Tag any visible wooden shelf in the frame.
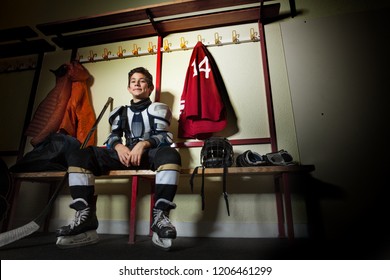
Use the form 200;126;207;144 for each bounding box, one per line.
0;39;55;59
0;26;55;59
0;0;294;57
0;26;38;43
37;0;272;36
36;0;281;50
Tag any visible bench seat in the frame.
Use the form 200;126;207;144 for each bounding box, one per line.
11;165;314;179
6;164;315;243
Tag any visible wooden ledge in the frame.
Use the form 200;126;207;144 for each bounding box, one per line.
11;165;314;181
37;0;273;36
35;0;281;49
11;169;155;180
180;165;315;175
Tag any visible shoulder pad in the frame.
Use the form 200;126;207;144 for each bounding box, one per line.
147;102;172;123
108;106;125;125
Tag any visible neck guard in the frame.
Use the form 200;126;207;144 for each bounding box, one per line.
130;98;152;112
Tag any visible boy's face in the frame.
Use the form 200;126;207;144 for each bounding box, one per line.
127;72;154;102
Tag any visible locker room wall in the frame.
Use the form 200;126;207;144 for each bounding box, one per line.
280;9;389;238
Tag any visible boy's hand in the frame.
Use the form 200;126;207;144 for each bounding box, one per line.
129;141;151;166
115;141;151;167
115;144;132;167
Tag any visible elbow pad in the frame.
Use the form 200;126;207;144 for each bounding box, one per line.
151;132;174;147
105;135;122;149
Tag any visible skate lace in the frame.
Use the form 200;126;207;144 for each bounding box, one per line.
70;207;90;230
154;210;172;229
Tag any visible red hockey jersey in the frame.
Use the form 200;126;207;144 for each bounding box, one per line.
178;41;227;139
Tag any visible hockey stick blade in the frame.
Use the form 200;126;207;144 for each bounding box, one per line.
0;97;113;248
0;221;40;247
0;174;67;248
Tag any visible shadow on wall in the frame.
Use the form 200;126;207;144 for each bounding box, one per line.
282;8;390;247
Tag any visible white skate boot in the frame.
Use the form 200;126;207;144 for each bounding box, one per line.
151;198;177;250
56;198;99;249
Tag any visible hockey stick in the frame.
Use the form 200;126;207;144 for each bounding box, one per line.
0;97;113;247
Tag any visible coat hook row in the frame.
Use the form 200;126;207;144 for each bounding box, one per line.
77;29;260;63
0;56;38;73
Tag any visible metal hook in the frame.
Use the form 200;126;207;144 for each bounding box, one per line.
163;39;171;52
250;28;259;42
117;46;126;58
76;53;83;62
102;48;111;60
148;42;156;54
132;44;141;56
232;30;240;44
197;35;204;43
180;37;188;49
214;32;222;45
88;50;97;62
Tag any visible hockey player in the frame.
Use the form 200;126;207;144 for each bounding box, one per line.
56;67;181;250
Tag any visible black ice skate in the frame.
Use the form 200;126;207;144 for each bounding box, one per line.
56;197;99;249
151;198;177;250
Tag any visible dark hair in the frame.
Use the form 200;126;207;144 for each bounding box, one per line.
128;67;154;88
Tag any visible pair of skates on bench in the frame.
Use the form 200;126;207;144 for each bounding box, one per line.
56;198;176;250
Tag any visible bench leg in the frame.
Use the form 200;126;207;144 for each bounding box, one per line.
274;175;286;238
2;179;61;233
129;176;139;244
43;182;57;232
1;179;21;232
149;181;155;237
128;176;156;244
282;172;295;239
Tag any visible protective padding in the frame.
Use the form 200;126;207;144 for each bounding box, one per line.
148;102;172;130
265;150;294;166
236;150;267;167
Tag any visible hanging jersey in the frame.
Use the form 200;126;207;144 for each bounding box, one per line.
178;41;227;139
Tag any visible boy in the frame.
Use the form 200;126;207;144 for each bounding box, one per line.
56;67;181;250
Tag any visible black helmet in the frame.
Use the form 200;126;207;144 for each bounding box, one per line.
200;137;234;168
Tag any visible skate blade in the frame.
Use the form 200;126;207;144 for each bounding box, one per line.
152;232;172;251
56;230;99;249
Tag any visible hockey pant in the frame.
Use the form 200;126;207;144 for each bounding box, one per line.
66;146;181;208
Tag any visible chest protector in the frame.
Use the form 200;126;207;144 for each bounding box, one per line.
110;102;171;148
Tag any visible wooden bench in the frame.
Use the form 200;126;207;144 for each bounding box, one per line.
5;165;315;243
